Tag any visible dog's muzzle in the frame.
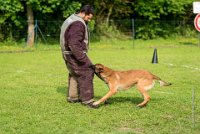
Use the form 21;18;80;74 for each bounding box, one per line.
89;64;95;69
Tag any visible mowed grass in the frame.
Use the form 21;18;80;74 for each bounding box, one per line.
0;38;200;134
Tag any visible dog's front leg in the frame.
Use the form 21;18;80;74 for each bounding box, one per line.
93;86;117;106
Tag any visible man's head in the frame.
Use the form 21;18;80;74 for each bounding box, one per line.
78;5;94;22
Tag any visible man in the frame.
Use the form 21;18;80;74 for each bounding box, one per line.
60;5;98;108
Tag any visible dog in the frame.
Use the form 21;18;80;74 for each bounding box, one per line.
92;64;171;107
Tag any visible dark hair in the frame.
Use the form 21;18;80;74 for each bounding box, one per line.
79;5;94;15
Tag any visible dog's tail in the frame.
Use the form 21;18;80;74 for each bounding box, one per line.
158;80;172;86
153;75;172;86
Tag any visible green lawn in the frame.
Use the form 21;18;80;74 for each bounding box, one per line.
0;38;200;134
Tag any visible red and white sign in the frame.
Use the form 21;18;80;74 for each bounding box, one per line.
194;14;200;32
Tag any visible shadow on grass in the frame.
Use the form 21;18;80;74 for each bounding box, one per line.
178;41;199;46
57;86;67;94
95;96;144;106
56;86;153;105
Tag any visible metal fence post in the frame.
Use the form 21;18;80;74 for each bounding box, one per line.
132;18;135;47
192;88;195;128
198;32;200;47
36;20;47;45
35;19;38;48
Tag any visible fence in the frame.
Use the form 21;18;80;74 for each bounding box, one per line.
114;19;199;39
0;19;199;45
0;20;63;44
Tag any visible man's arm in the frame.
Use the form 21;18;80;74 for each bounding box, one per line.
65;21;91;65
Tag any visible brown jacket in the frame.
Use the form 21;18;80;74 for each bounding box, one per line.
64;21;92;70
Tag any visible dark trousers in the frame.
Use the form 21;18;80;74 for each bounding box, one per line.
65;61;94;104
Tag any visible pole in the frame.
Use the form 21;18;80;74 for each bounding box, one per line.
199;32;200;47
37;24;47;44
35;19;38;48
132;18;135;48
192;88;195;128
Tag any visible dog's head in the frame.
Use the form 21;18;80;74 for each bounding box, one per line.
93;64;104;74
91;63;106;81
92;64;113;83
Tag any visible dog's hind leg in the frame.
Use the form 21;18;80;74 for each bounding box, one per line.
136;79;156;107
136;80;152;107
136;87;151;107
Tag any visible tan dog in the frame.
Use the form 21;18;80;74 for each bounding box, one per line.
93;64;171;107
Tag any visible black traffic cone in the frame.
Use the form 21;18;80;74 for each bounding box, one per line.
152;48;158;64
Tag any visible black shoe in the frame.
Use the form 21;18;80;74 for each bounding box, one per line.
84;102;99;109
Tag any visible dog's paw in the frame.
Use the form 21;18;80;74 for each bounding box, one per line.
136;103;147;108
93;101;99;106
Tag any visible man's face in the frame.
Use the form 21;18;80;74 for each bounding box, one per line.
83;14;93;22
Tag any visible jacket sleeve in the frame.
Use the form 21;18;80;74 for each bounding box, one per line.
65;21;91;65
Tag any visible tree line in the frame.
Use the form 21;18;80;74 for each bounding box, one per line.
0;0;195;46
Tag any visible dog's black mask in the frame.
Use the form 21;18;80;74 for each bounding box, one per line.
93;64;104;79
90;64;95;70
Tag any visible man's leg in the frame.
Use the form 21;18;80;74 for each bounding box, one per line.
67;74;79;102
77;69;94;104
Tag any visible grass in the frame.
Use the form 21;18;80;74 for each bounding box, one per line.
0;38;200;134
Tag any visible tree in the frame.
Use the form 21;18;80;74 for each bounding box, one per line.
27;4;34;47
92;0;133;25
82;0;134;38
0;0;81;46
134;0;193;20
0;0;23;41
25;0;81;47
0;0;195;41
133;0;194;39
